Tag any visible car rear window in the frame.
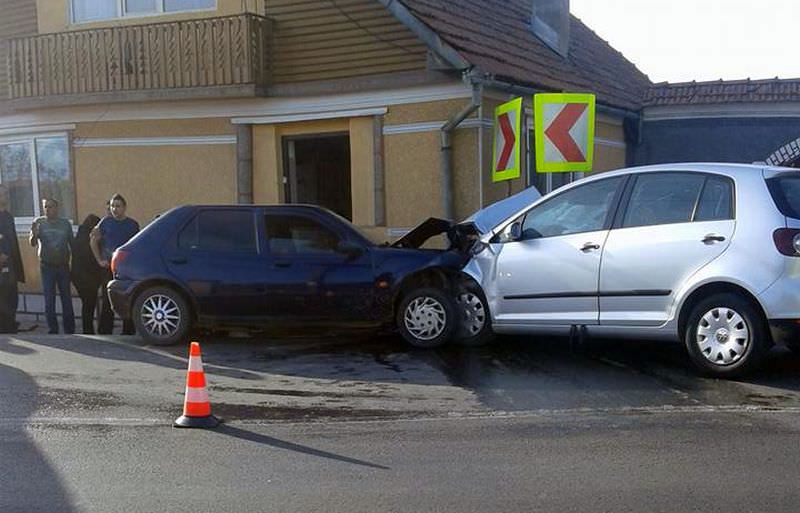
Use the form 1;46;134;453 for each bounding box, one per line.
178;210;257;252
767;176;800;219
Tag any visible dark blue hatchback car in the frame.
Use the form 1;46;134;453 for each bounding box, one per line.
108;204;488;348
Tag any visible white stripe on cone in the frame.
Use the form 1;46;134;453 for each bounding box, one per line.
188;356;204;372
185;387;209;404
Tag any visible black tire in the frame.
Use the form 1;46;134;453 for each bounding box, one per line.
133;286;192;346
454;284;494;347
396;287;457;349
684;293;768;378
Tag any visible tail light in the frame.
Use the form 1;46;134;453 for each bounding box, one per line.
773;229;800;257
110;249;129;275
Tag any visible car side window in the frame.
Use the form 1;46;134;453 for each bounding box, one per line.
520;177;624;239
178;210;257;253
264;214;341;255
622;173;706;228
694;176;734;222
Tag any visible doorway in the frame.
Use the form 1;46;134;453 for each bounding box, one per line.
283;134;352;220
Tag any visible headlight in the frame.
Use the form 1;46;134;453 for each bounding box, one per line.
469;241;488;256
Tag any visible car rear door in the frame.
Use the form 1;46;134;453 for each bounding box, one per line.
164;208;268;321
599;172;735;326
262;210;375;325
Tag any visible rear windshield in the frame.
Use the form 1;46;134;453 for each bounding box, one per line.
767;176;800;219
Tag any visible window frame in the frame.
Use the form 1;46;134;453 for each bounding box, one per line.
0;132;75;227
70;0;217;24
612;171;736;230
500;175;627;242
177;208;260;255
262;212;346;257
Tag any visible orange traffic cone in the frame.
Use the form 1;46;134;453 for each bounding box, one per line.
174;342;221;428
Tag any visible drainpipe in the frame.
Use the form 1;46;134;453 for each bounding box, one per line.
441;82;481;220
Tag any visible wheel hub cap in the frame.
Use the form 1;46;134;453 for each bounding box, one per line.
141;295;181;338
696;307;750;366
457;292;486;336
404;297;447;341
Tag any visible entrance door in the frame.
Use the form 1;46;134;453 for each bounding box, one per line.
283;134;352;220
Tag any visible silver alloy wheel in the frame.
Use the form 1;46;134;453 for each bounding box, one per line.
404;296;447;341
141;294;181;338
457;292;486;336
696;307;750;365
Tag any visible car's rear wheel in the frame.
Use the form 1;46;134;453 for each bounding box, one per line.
455;285;494;347
684;293;768;377
397;287;456;349
133;286;191;346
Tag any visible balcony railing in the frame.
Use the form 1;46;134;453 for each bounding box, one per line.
7;14;271;102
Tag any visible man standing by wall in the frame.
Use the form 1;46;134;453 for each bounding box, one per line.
30;199;75;335
0;185;25;333
91;194;139;335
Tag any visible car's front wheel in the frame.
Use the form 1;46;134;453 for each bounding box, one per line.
397;287;457;348
133;286;191;346
455;285;494;347
684;293;768;377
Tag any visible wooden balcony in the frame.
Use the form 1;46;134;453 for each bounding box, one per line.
6;14;272;106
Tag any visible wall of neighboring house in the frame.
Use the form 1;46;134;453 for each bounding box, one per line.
635;115;800;165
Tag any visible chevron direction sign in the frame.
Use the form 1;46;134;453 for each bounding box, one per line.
492;97;523;182
534;93;596;173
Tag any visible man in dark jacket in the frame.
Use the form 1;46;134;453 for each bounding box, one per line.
71;214;103;334
0;185;25;333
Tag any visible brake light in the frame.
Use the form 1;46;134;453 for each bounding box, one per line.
110;250;129;275
773;229;800;257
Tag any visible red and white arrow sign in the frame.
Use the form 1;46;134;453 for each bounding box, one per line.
544;103;587;162
495;113;516;170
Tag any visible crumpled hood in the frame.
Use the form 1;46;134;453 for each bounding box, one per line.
390;185;542;249
463;185;542;234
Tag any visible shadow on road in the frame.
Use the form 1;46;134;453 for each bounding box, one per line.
0;363;78;513
14;335;262;380
0;337;37;355
215;424;389;470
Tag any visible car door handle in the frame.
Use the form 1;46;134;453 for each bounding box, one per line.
702;234;726;244
169;257;188;265
581;242;600;252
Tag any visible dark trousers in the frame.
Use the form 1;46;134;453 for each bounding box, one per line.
41;264;75;334
76;282;101;335
0;275;18;333
98;270;134;335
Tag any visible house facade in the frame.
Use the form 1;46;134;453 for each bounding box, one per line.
0;0;647;302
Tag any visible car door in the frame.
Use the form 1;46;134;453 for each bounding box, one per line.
164;208;266;321
599;172;735;326
487;176;626;326
262;210;375;325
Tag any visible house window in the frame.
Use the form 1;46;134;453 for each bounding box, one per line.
0;136;74;222
71;0;215;23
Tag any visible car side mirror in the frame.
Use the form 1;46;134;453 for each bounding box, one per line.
509;222;522;241
337;240;364;259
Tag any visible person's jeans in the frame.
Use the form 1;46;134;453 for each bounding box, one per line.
41;264;75;334
98;269;134;335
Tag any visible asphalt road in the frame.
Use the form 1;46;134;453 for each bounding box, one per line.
2;333;800;512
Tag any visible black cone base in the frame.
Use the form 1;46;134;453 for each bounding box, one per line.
173;414;221;429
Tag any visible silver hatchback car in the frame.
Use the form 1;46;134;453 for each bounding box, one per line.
462;163;800;377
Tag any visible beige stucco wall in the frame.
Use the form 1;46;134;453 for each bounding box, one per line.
37;0;246;34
